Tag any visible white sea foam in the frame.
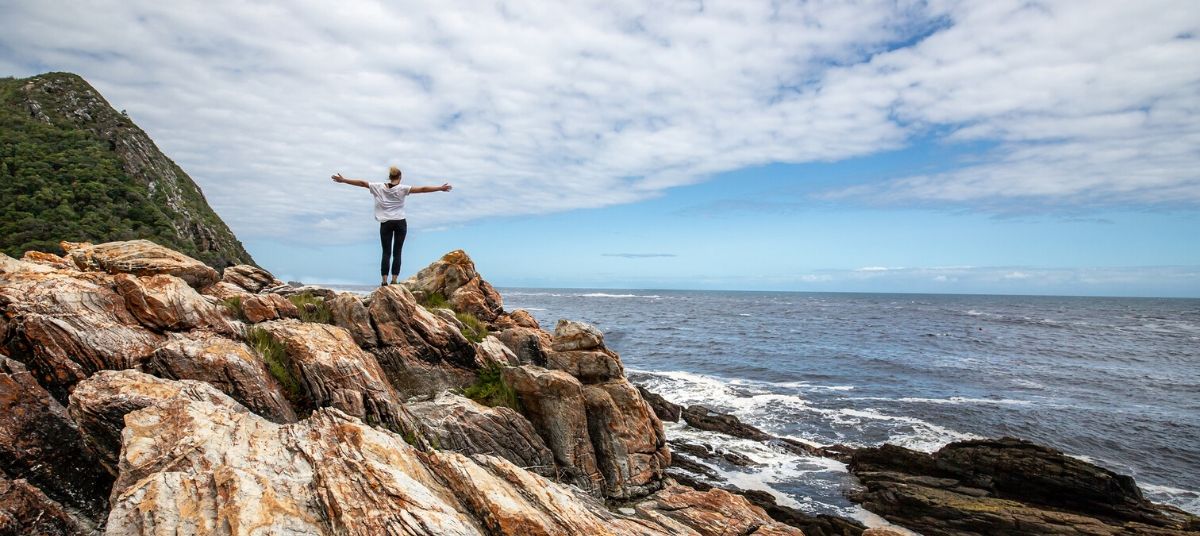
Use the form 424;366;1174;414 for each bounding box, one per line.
850;396;1033;406
577;292;662;299
1140;483;1200;515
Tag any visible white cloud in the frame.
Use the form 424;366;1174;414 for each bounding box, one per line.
2;0;1197;243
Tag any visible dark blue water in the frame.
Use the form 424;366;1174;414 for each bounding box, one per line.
499;289;1200;517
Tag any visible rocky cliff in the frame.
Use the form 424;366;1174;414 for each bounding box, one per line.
0;73;253;268
0;241;801;535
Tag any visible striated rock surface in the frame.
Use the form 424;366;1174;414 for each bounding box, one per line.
327;292;377;348
849;438;1200;535
369;285;476;368
553;319;606;351
495;325;553;366
504;365;604;493
549;348;625;383
0;359;111;525
1;264;161;399
403;249;504;322
67;369;248;475
583;380;671;498
476;335;520;367
408;392;556;477
239;292;298;323
105;395;788;536
114;273;233;333
63;239;219;288
220;264;282;293
149;331;297;422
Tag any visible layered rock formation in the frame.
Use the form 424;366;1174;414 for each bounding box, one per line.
0;240;791;535
848;438;1200;535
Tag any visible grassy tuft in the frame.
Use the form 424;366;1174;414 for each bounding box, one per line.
245;326;303;404
288;292;331;324
455;311;488;343
221;296;244;320
419;291;450;310
462;363;519;410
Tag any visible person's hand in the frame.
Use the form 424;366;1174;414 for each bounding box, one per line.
441;183;453;192
331;173;345;183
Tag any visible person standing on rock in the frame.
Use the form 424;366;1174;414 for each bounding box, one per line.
331;166;452;286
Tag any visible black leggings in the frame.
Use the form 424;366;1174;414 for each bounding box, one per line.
379;219;407;277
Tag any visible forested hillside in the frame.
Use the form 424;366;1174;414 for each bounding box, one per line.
0;72;253;267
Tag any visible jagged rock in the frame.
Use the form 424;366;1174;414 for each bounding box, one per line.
633;484;804;535
552;319;605;351
368;285;476;368
62;239;219;288
114;273;234;333
848;438;1200;535
495;326;553;366
476;335;520;367
0;361;111;524
371;346;478;400
503;365;603;494
197;280;248;300
239;292;298;323
638;384;682;422
0;476;93;536
19;250;73;270
327;292;377;348
148;331;297;422
220;264;281;293
272;284;338;301
1;269;161;399
549;348;625;383
683;405;773;441
408;392;556;477
66;369;248;475
403;250;504;322
861;529;907;536
582;380;670;498
509;309;540;329
256;320;423;438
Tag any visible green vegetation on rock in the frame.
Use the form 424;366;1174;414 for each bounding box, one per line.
419;291;450;310
244;326;302;404
221;296;245;321
462;363;519;410
0;72;253;267
455;311;488;343
288;292;331;324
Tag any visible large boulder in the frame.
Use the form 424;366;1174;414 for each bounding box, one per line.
0;359;111;524
220;264;282;293
1;268;161;400
408;392;556;477
328;292;377;348
368;285;476;368
475;335;520;367
682;405;773;441
402;250;504;323
848;438;1200;535
63;240;219;288
495;326;553;366
583;380;670;498
552;319;605;352
548;348;625;383
256;320;422;438
503;365;603;493
114;273;234;333
239;292;298;323
66;369;248;475
148;331;297;422
633;484;804;536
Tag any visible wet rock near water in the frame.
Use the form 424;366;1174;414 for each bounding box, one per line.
682;404;775;441
848;438;1200;535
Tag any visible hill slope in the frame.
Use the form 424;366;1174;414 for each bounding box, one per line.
0;72;253;267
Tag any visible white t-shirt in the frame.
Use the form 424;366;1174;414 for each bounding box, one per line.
368;183;412;222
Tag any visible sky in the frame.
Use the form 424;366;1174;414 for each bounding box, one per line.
2;1;1198;296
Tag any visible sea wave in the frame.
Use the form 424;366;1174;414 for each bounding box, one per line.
578;292;662;299
1140;483;1200;515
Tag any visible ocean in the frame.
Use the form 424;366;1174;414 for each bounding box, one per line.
495;289;1200;519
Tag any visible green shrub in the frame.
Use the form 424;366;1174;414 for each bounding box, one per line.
245;326;302;404
419;291;449;310
288;292;331;324
462;363;519;410
221;296;244;320
456;311;488;343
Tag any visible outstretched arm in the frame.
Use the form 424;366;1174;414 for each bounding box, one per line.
331;173;369;188
410;183;453;194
